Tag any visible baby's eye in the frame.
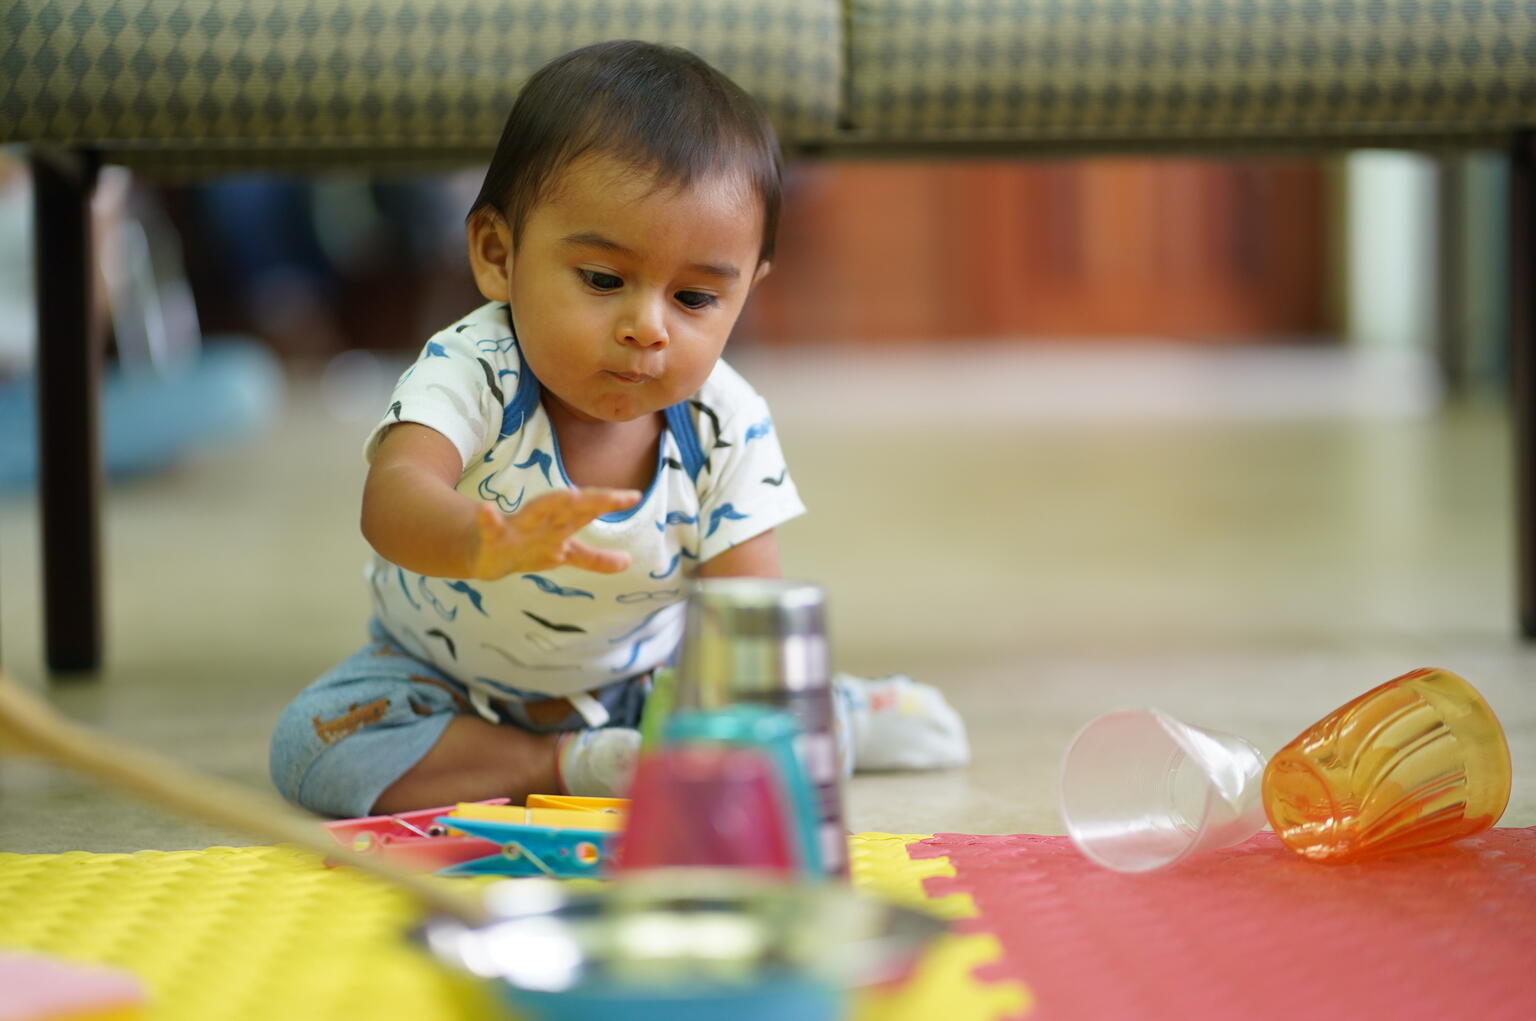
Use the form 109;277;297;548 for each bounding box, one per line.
579;269;622;291
676;290;717;310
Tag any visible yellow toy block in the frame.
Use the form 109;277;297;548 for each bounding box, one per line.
524;808;624;831
525;794;629;815
449;800;627;832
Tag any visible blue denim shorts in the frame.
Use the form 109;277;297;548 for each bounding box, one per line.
269;619;649;818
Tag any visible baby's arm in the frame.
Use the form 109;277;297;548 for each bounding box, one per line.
695;530;782;580
362;422;639;579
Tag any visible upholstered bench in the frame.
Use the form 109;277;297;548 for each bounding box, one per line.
6;0;1536;670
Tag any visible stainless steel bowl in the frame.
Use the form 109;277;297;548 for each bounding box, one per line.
416;869;945;1019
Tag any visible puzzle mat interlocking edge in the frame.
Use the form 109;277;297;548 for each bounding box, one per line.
0;833;1030;1021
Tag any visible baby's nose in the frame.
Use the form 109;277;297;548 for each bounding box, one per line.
619;301;668;348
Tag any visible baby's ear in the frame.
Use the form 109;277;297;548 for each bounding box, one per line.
466;207;514;302
750;260;773;289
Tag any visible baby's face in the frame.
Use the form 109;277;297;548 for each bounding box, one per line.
497;154;767;426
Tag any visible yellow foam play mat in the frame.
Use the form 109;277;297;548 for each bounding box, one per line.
0;834;1029;1021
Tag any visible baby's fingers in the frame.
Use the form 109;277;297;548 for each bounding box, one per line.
563;541;632;574
574;487;643;515
551;488;643;531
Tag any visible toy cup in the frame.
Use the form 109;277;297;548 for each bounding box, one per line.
1262;667;1512;863
617;743;799;874
1059;709;1269;872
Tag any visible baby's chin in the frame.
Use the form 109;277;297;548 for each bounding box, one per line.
553;372;702;424
578;391;676;424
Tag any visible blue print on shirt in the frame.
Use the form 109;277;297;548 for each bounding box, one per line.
648;547;700;580
705;504;749;538
478;473;525;513
614;632;661;673
396;567;422;610
498;356;536;440
515;449;554;486
648;555;680;580
477;335;517;354
743;417;773;443
417;578;459;622
609;605;670;643
523;575;595;599
654;511;699;531
445;580;488;616
426;341;448;358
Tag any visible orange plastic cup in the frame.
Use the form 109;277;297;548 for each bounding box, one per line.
1262;668;1512;863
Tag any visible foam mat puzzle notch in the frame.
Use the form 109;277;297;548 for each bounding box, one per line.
850;833;1031;1020
855;931;1033;1021
849;832;977;920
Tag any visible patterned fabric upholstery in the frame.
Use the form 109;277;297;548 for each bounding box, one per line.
6;0;1536;171
1;0;842;171
846;0;1536;144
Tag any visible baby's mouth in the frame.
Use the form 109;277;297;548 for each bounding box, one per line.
606;370;656;384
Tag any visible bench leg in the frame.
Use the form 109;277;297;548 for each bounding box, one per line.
1433;155;1470;397
1513;134;1536;638
32;149;103;673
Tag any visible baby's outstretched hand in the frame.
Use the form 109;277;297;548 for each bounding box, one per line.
468;488;640;579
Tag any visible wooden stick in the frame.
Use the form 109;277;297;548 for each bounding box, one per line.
0;670;490;926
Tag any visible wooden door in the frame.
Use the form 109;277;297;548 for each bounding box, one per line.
740;158;1330;345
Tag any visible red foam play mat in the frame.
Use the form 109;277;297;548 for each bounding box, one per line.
913;827;1536;1020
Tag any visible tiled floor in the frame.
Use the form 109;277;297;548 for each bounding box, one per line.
1;343;1531;853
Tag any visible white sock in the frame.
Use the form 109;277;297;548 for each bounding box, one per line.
556;727;642;797
832;673;970;774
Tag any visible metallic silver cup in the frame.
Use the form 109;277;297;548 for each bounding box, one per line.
677;578;847;875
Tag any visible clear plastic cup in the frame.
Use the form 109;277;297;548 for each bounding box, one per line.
1059;709;1269;872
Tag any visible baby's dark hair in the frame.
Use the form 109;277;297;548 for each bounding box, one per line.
470;40;783;264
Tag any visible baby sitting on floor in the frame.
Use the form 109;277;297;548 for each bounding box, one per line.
268;41;966;820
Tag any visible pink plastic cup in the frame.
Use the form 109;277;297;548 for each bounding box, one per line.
617;744;798;873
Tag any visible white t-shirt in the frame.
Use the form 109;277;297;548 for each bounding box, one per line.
361;301;806;700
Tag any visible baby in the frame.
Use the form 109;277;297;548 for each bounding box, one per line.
269;40;965;819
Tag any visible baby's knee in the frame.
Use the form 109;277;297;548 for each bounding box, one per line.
268;681;455;817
